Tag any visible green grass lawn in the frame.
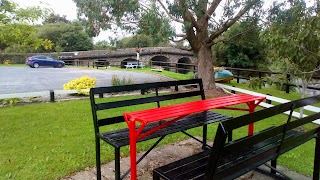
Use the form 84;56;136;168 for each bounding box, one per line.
0;69;318;179
0;64;26;67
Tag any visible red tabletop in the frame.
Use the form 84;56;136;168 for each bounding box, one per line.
124;94;265;123
123;94;266;180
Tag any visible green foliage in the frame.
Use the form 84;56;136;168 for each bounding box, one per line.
93;40;116;50
43;13;70;24
0;98;21;106
74;0;139;37
248;77;265;90
248;74;295;92
37;22;93;52
0;0;53;53
263;0;319;75
116;34;153;48
137;3;174;45
262;0;319;97
111;75;133;86
63;76;97;95
214;20;267;68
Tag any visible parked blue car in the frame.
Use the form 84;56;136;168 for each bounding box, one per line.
26;55;65;68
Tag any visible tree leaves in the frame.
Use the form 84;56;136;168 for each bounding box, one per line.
0;0;52;52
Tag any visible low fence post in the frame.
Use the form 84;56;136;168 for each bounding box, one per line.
50;90;55;102
266;94;272;104
231;86;236;94
286;74;291;93
237;70;240;83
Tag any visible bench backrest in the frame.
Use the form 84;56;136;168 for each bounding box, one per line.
205;95;320;179
90;79;205;134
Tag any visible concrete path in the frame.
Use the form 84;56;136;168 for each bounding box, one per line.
60;138;311;180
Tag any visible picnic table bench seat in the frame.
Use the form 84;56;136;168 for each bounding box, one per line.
153;95;320;180
90;79;232;180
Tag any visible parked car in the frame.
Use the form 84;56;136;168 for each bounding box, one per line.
26;55;65;68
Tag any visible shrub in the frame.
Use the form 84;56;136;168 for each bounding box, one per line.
63;76;96;95
0;98;21;106
3;60;11;64
111;75;133;86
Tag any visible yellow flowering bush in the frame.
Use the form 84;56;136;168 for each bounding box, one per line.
63;76;97;95
3;60;11;64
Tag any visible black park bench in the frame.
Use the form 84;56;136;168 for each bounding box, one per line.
153;95;320;180
89;79;232;180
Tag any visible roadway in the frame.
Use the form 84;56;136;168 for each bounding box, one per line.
0;66;172;94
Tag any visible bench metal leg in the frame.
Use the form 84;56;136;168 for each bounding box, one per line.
202;124;207;149
115;147;121;180
271;159;277;174
121;136;166;179
314;135;320;180
96;137;102;180
153;172;160;180
228;130;233;142
262;163;292;180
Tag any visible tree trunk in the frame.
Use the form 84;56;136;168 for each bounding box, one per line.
197;46;215;90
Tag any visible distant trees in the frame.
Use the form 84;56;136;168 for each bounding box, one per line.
0;0;53;53
116;34;154;49
93;40;116;50
37;17;93;52
43;13;70;24
214;20;267;69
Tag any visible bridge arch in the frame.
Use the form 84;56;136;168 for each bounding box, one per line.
177;57;193;74
121;58;137;68
150;56;169;70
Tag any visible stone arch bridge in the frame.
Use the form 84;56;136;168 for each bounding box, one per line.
61;47;198;73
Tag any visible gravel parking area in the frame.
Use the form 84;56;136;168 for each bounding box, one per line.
0;66;172;94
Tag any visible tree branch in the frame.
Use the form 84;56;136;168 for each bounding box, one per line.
170;43;193;51
206;0;222;18
207;26;255;46
169;35;187;42
179;0;201;30
206;0;257;44
156;0;184;23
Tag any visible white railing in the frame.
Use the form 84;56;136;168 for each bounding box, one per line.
217;83;320;125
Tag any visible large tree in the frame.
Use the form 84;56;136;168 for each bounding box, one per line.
74;0;261;89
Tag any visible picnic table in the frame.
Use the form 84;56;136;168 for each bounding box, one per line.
124;62;144;69
123;93;265;180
